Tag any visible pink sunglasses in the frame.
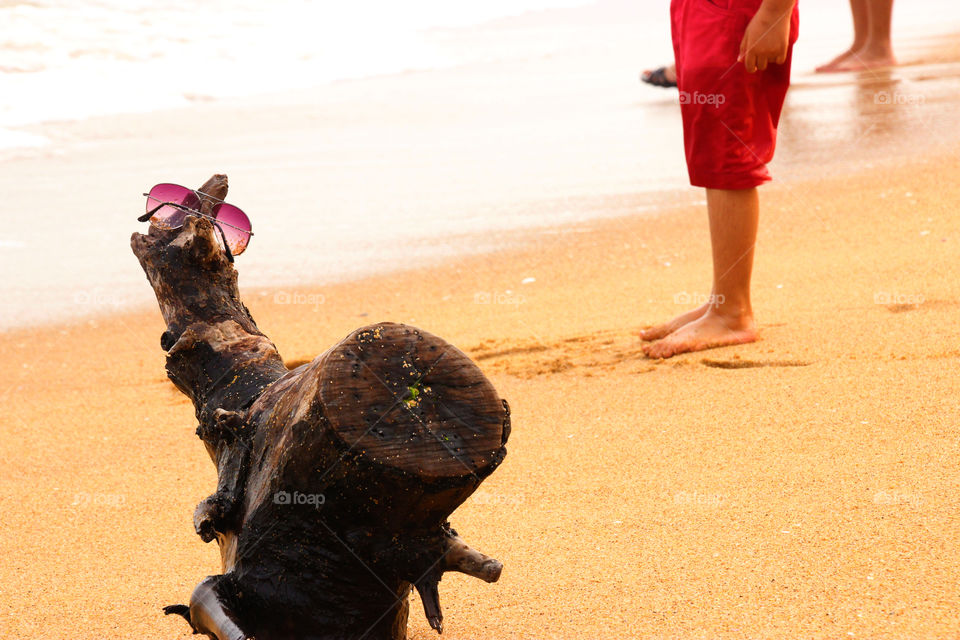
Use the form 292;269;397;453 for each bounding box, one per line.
138;183;253;260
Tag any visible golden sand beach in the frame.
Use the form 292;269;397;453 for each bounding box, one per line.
1;148;959;638
2;4;960;637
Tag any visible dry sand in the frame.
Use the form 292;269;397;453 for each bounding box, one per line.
1;148;959;638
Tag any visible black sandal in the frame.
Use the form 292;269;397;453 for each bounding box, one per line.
640;66;677;88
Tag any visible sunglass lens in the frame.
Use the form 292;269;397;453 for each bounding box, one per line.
145;183;198;230
212;203;252;255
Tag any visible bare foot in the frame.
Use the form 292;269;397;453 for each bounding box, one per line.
816;48;858;73
639;303;710;342
830;50;897;71
642;311;756;359
818;47;896;73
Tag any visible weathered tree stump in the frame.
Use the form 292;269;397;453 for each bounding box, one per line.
131;175;510;640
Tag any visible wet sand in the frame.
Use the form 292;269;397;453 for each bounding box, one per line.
2;147;960;637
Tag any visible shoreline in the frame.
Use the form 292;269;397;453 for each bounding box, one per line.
5;144;959;366
0;129;949;338
1;139;955;343
3;26;960;333
0;187;692;334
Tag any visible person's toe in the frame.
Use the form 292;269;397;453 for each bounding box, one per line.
642;340;670;359
639;304;710;342
639;325;671;341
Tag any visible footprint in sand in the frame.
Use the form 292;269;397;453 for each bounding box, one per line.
700;358;811;369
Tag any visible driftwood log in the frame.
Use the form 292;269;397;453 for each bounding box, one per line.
131;175;510;640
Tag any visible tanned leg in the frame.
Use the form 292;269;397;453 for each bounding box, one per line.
842;0;896;69
643;188;759;359
816;0;869;72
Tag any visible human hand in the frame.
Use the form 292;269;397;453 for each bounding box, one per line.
738;2;793;73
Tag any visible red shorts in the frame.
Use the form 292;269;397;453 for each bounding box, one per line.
670;0;799;189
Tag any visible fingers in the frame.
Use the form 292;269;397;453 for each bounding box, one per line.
738;33;748;63
743;49;788;73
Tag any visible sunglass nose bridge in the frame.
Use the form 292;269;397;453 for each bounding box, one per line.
196;190;220;216
197;176;227;208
